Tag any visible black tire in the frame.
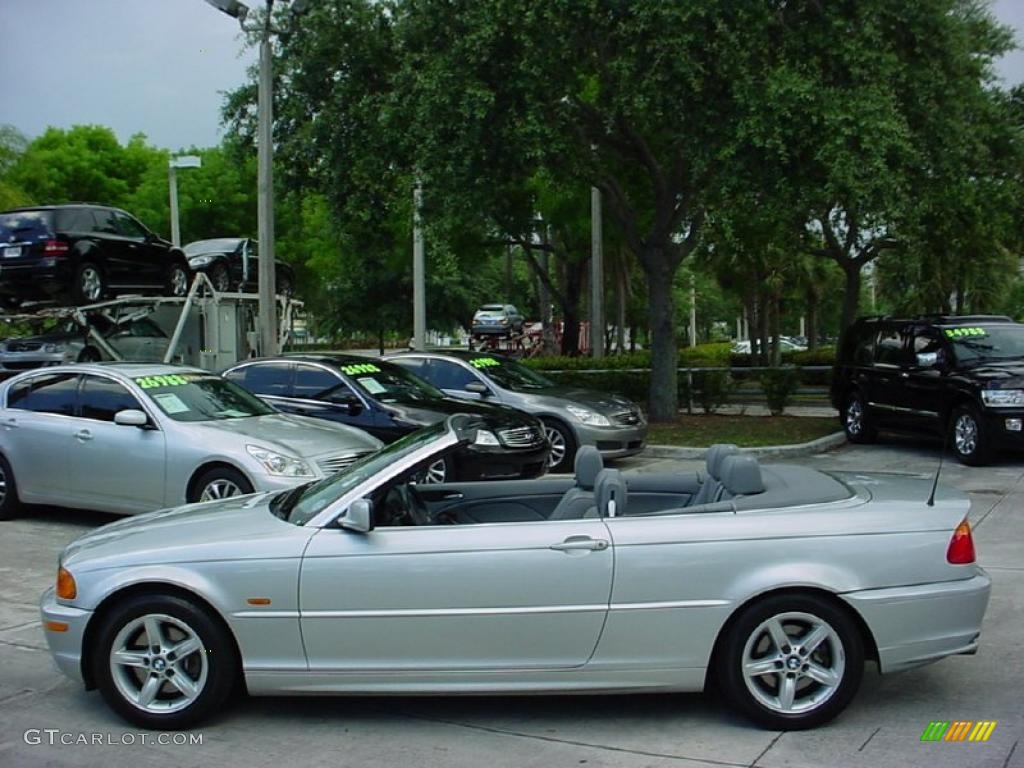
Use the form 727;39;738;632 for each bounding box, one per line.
91;593;236;729
950;403;992;466
165;262;190;298
188;467;254;503
73;262;106;304
77;346;102;363
0;453;22;521
209;262;231;293
542;418;577;474
717;593;865;730
841;390;876;444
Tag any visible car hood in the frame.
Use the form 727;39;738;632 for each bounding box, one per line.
60;493;309;571
380;397;535;429
514;386;639;415
954;361;1024;388
193;412;383;458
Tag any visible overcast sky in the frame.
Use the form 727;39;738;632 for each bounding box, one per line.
2;0;1024;151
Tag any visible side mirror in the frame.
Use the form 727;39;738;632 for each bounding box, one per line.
464;381;490;397
113;409;149;428
339;498;373;533
328;392;362;414
915;352;940;368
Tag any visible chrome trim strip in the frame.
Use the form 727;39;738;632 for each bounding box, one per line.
611;599;730;610
867;401;938;416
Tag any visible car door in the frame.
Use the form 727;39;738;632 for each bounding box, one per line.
224;361;293;407
68;374;166;514
300;512;614;671
290;363;374;430
113;211;163;287
865;327;912;428
901;329;949;433
0;372;78;504
88;209;131;285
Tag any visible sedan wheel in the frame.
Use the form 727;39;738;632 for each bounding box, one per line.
542;420;577;474
718;594;864;729
200;479;243;501
93;595;236;729
167;264;190;297
190;467;254;503
0;454;21;520
413;457;450;485
209;263;231;293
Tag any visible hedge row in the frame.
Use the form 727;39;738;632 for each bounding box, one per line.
524;344;835;371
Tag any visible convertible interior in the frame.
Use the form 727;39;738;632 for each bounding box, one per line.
371;443;854;527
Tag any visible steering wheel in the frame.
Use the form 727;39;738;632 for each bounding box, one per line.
395;483;431;526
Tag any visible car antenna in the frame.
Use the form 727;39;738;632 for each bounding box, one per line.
926;431;949;507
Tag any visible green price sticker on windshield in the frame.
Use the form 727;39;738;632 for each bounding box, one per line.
135;374;193;389
341;363;381;376
469;357;500;368
945;327;986;339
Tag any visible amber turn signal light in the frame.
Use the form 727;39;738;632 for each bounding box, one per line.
56;566;77;600
44;621;69;633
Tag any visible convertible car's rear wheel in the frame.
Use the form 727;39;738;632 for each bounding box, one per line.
92;594;236;729
718;594;864;730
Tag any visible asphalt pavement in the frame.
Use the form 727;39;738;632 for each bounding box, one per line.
1;434;1021;768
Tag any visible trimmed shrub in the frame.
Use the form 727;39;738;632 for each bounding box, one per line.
695;370;733;414
761;366;801;415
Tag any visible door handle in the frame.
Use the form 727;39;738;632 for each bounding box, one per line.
550;536;608;552
74;429;93;442
2;417;16;429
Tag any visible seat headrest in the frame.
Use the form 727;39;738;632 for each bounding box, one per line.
705;443;740;479
594;468;627;517
719;454;764;495
574;445;603;490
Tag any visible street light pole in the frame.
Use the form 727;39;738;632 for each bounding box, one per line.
168;155;201;248
590;186;604;359
412;178;426;351
256;1;278;356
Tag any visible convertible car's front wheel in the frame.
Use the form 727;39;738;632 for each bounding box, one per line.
92;594;236;729
717;593;864;730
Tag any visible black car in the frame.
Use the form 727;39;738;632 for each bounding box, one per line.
0;205;191;307
183;238;295;296
831;314;1024;464
223;354;550;482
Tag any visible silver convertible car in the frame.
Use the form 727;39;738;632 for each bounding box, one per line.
40;419;990;731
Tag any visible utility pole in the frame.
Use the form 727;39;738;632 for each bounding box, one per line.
412;179;426;350
168;155;201;248
590;187;604;359
689;275;697;347
256;0;278;356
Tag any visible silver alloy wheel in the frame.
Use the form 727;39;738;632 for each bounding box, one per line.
421;459;448;484
212;266;230;292
845;399;863;436
545;425;567;468
81;267;102;301
199;479;243;501
741;611;846;715
171;267;188;296
954;413;978;455
109;613;208;714
0;462;6;507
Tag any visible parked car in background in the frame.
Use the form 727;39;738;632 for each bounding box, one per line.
389;350;646;472
732;337;807;355
0;205;191;306
471;303;525;336
0;363;382;518
183;237;295;296
41;418;990;730
0;316;170;373
832;314;1024;465
223;354;549;482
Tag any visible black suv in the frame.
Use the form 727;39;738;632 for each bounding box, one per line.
0;205;191;307
832;315;1024;464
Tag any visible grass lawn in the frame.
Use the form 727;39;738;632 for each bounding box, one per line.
647;414;839;447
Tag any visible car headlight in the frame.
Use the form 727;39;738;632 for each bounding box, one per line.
566;405;612;426
189;255;214;267
474;430;500;446
42;343;63;353
981;389;1024;408
246;445;314;477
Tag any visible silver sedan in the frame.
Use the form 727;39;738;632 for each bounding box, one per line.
39;419;990;731
0;363;383;517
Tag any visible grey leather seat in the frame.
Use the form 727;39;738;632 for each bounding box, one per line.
718;454;765;500
589;468;627;518
549;446;604;520
691;443;740;505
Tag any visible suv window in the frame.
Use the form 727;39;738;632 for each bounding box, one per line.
912;331;946;366
56;208;96;232
0;210;55;241
874;329;907;366
80;375;143;421
424;359;478;390
229;363;291;396
6;373;78;415
91;209;120;235
114;212;149;239
293;364;345;398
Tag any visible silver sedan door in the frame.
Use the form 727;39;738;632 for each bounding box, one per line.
300;517;613;672
68;375;166;514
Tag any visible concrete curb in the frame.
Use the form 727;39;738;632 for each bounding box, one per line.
641;430;848;461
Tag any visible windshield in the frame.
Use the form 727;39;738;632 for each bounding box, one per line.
183;239;241;256
466;354;554;391
342;360;445;403
944;325;1024;364
281;422;448;525
135;373;275;421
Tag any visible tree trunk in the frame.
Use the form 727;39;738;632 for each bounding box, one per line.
757;291;770;368
769;296;782;367
806;293;819;352
616;264;627;354
840;261;862;332
644;263;678;421
560;259;586;356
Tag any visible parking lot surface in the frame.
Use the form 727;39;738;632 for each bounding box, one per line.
1;436;1021;768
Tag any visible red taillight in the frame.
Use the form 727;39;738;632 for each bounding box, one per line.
946;519;976;564
43;239;69;255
